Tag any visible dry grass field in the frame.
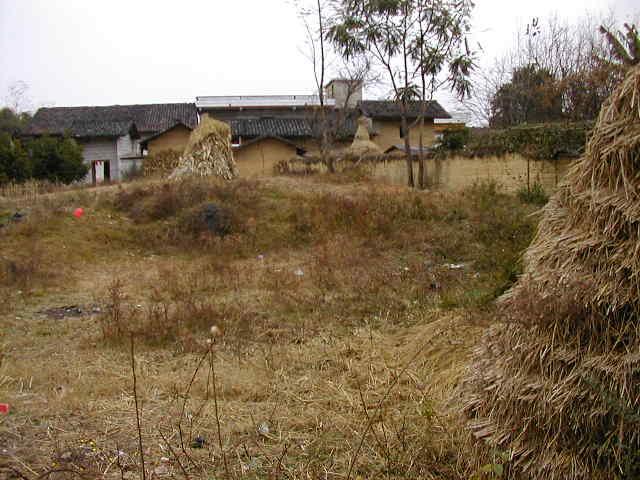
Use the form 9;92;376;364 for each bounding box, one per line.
0;174;540;479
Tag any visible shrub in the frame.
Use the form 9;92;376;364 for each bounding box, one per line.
0;132;31;184
26;135;87;183
176;202;235;237
0;107;31;137
111;178;262;250
517;181;549;205
439;127;471;150
465;122;591;159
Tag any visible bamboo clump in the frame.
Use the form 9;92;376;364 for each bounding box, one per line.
462;66;640;478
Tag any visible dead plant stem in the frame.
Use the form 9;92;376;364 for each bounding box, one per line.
130;335;146;480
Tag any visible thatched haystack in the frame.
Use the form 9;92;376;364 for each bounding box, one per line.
170;116;237;180
142;149;181;177
462;66;640;478
345;116;383;157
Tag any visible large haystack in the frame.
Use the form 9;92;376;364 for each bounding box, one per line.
463;66;640;478
143;149;181;177
170;116;237;180
344;116;383;156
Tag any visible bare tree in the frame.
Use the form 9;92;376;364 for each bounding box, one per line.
4;81;31;113
297;0;335;169
461;12;633;126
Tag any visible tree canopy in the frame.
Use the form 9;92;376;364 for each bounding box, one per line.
328;0;475;187
0;133;88;185
0;107;31;137
490;65;563;127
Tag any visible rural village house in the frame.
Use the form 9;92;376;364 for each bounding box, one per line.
24;103;198;183
24;79;453;182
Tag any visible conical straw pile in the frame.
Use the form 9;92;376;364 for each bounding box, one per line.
171;116;237;180
463;66;640;479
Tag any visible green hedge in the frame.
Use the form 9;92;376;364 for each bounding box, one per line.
462;122;593;160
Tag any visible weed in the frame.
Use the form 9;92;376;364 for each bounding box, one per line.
0;175;538;479
517;181;549;205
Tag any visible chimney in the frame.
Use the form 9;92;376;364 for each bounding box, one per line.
325;78;363;109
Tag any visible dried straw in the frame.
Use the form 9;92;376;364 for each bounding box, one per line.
462;66;640;479
345;116;383;157
143;150;181;178
171;117;237;180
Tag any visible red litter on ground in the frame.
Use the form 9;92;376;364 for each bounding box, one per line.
0;403;9;414
73;208;84;218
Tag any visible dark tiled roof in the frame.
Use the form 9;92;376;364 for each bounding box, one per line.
69;119;138;138
227;112;360;140
229;118;314;138
358;100;451;120
24;103;198;138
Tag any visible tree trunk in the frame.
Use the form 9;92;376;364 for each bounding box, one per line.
323;130;335;173
402;116;414;188
418;117;426;189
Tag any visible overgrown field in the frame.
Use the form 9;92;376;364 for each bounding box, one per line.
0;175;540;479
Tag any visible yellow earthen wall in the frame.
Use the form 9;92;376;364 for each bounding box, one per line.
147;125;192;155
234;138;297;177
371;119;436;151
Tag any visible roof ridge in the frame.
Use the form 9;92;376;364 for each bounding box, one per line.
38;102;195;111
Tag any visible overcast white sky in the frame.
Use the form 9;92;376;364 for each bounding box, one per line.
0;0;638;114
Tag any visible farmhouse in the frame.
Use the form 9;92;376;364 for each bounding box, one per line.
190;79;452;174
24;79;453;181
24;103;197;183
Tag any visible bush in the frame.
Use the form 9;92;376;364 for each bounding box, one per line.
0;107;31;137
439;127;471;150
0;132;31;184
26;135;87;183
465;122;591;159
517;182;549;205
111;178;262;250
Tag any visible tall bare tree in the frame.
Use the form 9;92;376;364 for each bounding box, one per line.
461;13;636;126
297;0;335;169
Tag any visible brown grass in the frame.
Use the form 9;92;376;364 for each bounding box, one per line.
0;173;538;479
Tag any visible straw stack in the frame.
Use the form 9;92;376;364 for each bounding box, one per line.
170;116;237;180
463;66;640;478
344;116;383;156
143;149;181;177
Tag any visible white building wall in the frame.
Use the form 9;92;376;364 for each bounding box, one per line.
116;134;141;179
117;134;133;157
79;138;117;183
